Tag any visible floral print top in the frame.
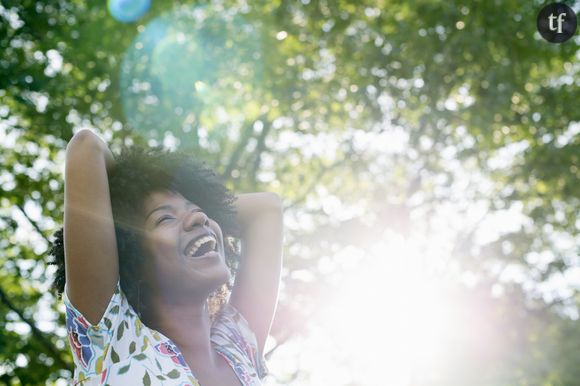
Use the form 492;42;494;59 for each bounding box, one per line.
63;281;268;385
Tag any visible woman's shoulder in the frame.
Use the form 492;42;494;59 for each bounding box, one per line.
64;281;201;384
64;280;142;372
63;280;136;332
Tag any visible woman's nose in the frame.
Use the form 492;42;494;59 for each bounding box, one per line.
183;209;210;231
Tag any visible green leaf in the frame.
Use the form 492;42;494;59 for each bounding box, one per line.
141;336;149;351
134;353;147;361
167;369;180;379
95;355;104;373
117;363;131;375
117;321;125;340
111;348;120;363
136;319;142;336
129;341;136;354
143;371;151;386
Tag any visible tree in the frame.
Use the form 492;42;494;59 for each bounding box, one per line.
1;0;577;384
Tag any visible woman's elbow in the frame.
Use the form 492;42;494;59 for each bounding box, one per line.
66;129;104;154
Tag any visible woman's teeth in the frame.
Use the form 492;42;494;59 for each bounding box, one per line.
187;235;217;258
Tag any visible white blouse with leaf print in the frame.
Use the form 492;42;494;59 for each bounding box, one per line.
64;281;269;385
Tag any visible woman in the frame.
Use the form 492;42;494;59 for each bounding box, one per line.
49;129;283;385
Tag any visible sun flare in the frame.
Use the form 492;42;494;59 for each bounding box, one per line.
272;231;459;386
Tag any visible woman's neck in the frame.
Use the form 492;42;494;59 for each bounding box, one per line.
142;290;219;367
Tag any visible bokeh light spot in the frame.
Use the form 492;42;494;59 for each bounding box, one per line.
108;0;151;23
120;5;263;145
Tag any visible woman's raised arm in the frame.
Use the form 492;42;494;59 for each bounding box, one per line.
229;192;283;353
64;129;119;325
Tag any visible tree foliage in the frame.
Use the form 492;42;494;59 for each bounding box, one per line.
0;0;578;384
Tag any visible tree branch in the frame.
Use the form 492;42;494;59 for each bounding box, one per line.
222;116;263;179
249;120;273;189
0;285;71;371
15;203;51;245
284;157;349;211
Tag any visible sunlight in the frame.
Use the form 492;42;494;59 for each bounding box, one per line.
305;231;456;386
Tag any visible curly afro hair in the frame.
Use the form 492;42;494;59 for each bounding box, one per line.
48;144;242;320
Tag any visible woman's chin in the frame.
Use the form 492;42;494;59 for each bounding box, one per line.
186;260;231;290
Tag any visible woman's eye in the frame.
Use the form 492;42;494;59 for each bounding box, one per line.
156;216;173;225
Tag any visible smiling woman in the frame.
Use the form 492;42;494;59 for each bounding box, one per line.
47;129;283;386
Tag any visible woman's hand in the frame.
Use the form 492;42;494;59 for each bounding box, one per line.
233;192;282;229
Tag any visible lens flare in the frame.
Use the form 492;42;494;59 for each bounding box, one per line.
108;0;151;23
120;5;263;146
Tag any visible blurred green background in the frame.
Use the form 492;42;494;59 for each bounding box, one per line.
0;0;578;385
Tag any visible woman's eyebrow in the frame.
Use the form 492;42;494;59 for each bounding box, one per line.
145;203;200;221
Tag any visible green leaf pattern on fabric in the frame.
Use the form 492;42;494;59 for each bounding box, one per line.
63;280;268;385
117;363;130;375
111;348;120;364
129;341;136;354
143;371;151;386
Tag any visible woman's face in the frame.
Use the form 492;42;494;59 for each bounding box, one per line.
138;190;231;301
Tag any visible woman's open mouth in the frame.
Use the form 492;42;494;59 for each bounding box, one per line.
185;234;218;259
